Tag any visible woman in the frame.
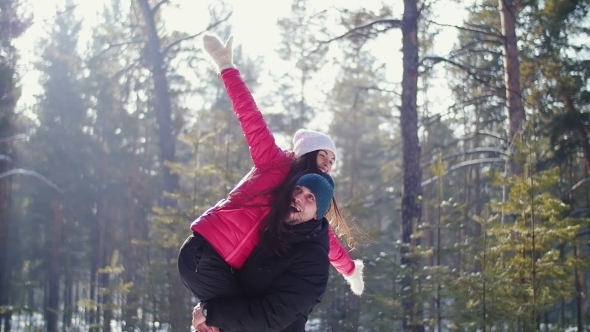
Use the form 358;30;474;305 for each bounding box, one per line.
177;34;364;309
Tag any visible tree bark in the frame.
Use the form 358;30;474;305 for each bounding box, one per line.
563;93;590;170
62;238;73;329
136;1;183;330
124;139;139;331
46;201;62;332
0;156;11;332
400;0;423;331
498;0;525;150
137;0;180;201
574;240;585;331
88;206;99;331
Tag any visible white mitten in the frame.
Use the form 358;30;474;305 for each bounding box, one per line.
343;259;365;296
202;34;234;72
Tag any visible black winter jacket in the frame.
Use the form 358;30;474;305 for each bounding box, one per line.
205;218;330;332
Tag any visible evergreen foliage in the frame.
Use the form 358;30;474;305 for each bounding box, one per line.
1;0;589;330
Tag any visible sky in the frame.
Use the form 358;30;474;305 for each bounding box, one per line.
15;0;466;144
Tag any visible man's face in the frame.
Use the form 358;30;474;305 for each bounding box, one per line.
286;185;318;225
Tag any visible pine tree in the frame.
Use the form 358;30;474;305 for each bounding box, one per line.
272;0;330;133
0;0;31;330
83;0;156;329
320;46;398;332
482;166;585;330
26;2;88;331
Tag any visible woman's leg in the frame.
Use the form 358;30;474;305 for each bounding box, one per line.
178;233;242;301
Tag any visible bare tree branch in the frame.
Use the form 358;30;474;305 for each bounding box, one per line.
420;146;510;169
449;40;504;58
319;18;402;45
441;147;511;160
301;18;401;58
0;134;27;144
419;55;491;85
421;158;507;186
570;208;590;218
162;11;232;56
40;3;79;24
435;131;506;152
420;55;469;71
565;177;590;196
354;85;401;96
151;0;169;15
89;39;146;62
426;19;503;39
438;94;503;119
162;33;203;56
362;194;398;208
0;169;63;193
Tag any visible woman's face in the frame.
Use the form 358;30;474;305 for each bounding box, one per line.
316;150;336;174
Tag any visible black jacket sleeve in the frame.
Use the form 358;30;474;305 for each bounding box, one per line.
205;244;329;331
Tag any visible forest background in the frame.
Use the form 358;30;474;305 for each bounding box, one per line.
0;0;589;331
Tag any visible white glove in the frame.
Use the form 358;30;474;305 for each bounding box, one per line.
343;259;365;296
202;34;234;72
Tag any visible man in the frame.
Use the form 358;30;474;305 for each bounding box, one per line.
193;172;335;332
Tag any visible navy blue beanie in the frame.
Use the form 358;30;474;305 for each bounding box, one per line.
295;173;335;220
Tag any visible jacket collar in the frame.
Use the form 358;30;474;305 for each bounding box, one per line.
284;218;328;243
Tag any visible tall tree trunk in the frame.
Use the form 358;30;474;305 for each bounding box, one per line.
498;0;525;152
568;161;586;331
137;1;183;330
0;155;11;332
574;242;585;331
124;139;139;331
0;0;29;324
137;0;180;200
473;127;482;239
89;209;99;331
563;93;590;170
46;201;62;332
400;0;423;331
62;236;73;329
98;150;112;332
101;268;112;332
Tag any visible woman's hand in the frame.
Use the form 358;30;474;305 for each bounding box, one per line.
202;34;234;72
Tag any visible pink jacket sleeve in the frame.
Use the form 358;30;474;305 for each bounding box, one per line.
328;227;355;276
220;68;286;167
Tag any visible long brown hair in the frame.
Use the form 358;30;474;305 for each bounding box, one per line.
325;198;357;249
260;151;356;254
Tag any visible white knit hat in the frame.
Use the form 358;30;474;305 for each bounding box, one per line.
292;129;337;161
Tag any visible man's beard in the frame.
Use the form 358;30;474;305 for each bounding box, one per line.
285;218;301;226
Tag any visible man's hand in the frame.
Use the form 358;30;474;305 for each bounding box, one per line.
192;303;219;332
202;34;234;72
